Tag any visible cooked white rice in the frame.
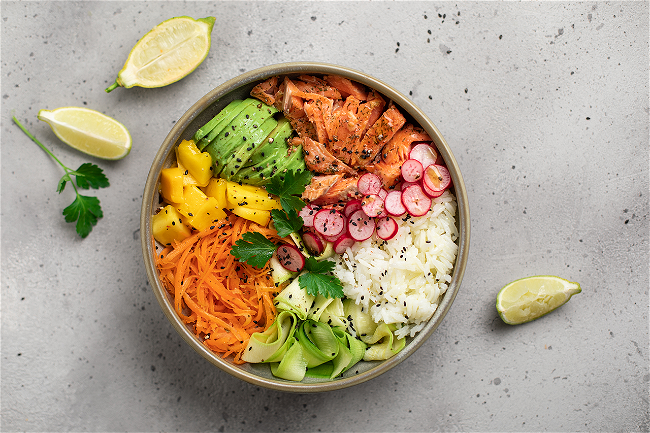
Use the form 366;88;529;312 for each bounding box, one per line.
332;190;459;339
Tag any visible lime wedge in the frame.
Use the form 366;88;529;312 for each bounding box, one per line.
105;16;215;92
496;275;581;325
38;107;132;160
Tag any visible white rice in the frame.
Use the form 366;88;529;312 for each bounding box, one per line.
332;190;459;339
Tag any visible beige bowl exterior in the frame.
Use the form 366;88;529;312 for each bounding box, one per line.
141;62;470;392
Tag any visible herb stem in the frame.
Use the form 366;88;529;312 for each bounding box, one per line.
12;115;68;171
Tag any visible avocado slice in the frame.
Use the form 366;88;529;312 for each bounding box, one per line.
195;99;256;151
268;144;306;183
221;116;278;180
242;117;293;169
193;99;245;148
204;99;278;175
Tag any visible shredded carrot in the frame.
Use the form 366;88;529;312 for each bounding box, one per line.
155;215;284;364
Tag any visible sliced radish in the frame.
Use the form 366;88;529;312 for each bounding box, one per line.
313;209;345;237
422;180;445;198
323;218;347;242
384;190;407;216
299;205;317;227
357;172;383;195
401;181;418;191
333;234;356;254
376;216;398;240
422;164;451;193
276;244;305;272
361;194;385;218
409;142;438;168
378;188;388;200
302;231;324;255
401;159;424;182
347;209;376;241
343;199;363;218
401;184;432;217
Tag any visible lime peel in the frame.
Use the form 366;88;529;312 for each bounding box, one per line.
496;275;581;325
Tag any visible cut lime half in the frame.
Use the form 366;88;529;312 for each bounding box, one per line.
106;16;215;92
496;275;581;325
38;107;132;160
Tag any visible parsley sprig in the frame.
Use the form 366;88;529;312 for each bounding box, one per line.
13;116;109;238
265;169;312;213
231;232;277;268
299;257;344;298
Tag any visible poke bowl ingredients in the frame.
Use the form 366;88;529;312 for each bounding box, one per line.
106;16;215;93
145;66;466;386
496;276;581;325
37;107;132;160
13;116;110;238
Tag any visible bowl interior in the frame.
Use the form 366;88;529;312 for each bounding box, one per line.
141;62;470;392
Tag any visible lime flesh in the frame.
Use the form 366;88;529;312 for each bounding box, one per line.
496;275;581;325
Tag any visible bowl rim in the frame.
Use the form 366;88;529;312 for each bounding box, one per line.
141;61;470;393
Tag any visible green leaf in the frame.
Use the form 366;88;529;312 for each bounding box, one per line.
230;231;277;268
57;173;73;193
299;257;344;298
62;194;103;238
271;208;303;238
265;169;313;213
73;163;110;190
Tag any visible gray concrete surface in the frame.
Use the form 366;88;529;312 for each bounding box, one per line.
2;1;648;431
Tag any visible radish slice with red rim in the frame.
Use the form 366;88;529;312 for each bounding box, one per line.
276;244;305;272
361;194;385;218
422;164;451;193
302;231;324;255
299;205;317;227
343;199;363;218
401;181;418;191
401;159;424;182
333;234;356;254
357;172;383;195
401;184;432;217
313;208;345;237
384;190;407;216
409;142;438;168
422;179;445;198
376;216;398;240
348;209;376;241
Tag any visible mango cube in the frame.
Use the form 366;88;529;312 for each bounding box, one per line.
226;181;281;211
185;197;227;231
152;205;192;245
176;185;209;218
176;139;212;187
159;167;184;204
202;178;228;209
231;206;271;226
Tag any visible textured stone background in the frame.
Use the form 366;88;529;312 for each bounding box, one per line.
2;2;648;431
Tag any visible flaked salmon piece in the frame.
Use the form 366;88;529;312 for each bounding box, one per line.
358;90;386;139
293;76;342;100
303;137;356;176
250;76;280;106
324;75;368;100
349;102;406;167
302;174;343;203
381;123;431;165
281;79;318;140
367;160;403;189
326;96;361;164
304;175;361;205
303;98;333;144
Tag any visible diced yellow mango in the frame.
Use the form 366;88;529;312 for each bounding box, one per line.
226;181;281;211
202;178;228;209
185;197;227;231
176;139;212;187
176;185;209;218
231;206;271;226
159;167;185;204
152;205;192;245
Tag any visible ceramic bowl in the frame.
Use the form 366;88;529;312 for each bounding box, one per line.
141;62;470;392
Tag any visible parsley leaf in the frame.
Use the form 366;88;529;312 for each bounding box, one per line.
230;232;277;268
63;195;104;238
298;257;345;298
265;169;313;213
271;208;303;238
13;116;110;238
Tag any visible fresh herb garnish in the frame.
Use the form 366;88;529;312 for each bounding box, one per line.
271;208;303;238
231;231;277;268
265;169;313;213
299;257;345;298
13;116;109;238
